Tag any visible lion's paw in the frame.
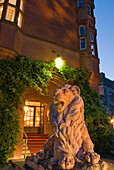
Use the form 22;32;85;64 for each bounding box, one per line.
58;157;75;169
83;152;100;164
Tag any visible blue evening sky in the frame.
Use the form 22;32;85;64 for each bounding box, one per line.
94;0;114;81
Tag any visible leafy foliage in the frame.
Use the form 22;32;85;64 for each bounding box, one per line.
59;66;114;156
0;56;52;165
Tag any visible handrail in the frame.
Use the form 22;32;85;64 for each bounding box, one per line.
23;131;28;158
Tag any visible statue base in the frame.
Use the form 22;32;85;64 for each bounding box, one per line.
25;154;108;170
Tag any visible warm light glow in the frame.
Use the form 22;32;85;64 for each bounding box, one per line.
111;119;114;123
20;0;23;11
111;117;114;129
6;5;15;22
17;12;22;27
0;6;3;19
9;0;16;5
24;106;29;113
37;117;40;121
0;0;5;3
55;57;63;69
24;116;26;121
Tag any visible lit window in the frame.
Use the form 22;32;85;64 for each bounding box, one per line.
87;5;91;15
77;0;83;7
17;12;22;27
20;0;23;11
80;37;86;50
9;0;16;5
79;25;85;36
91;44;95;55
0;5;3;19
24;101;44;128
6;5;15;22
90;33;94;42
0;0;4;3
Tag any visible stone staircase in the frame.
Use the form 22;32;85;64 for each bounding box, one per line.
22;134;49;158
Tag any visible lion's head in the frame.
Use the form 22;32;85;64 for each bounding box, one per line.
52;84;80;114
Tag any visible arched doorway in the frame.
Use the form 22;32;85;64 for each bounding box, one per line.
24;100;44;134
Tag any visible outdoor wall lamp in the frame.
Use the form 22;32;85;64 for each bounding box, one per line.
55;57;63;69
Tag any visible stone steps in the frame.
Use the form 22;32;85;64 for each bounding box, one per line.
21;134;49;158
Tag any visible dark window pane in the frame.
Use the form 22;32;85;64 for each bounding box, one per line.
90;33;94;42
79;26;85;36
78;0;83;7
80;38;86;49
87;5;91;15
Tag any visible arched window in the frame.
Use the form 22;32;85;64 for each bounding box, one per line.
0;0;24;27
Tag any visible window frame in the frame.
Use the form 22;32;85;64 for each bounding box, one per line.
87;5;91;15
90;32;94;42
5;5;16;22
79;25;86;36
9;0;17;6
0;0;24;27
0;0;5;4
91;44;95;56
0;5;3;19
80;37;86;50
77;0;83;8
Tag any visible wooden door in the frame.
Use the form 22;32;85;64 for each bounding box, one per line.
24;101;44;134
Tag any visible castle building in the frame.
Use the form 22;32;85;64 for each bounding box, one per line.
99;73;114;118
0;0;100;158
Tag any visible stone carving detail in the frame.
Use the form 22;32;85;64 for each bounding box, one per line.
25;84;108;170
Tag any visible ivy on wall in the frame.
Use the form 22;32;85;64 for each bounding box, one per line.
59;66;113;156
0;56;52;165
0;56;113;165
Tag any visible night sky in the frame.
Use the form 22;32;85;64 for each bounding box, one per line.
94;0;114;80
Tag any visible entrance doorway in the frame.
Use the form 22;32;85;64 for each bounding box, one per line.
24;101;44;134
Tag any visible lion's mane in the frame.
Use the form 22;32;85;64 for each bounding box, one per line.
49;85;93;159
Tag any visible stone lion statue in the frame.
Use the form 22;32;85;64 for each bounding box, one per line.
38;85;101;169
40;84;101;169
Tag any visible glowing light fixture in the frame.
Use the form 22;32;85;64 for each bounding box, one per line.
55;57;63;69
111;119;114;123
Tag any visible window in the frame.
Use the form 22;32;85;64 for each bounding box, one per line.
87;5;91;15
9;0;16;5
2;0;24;27
80;37;86;50
0;0;4;19
24;101;44;128
6;5;15;22
90;32;94;42
91;44;95;55
20;0;23;11
17;12;22;27
0;5;3;19
79;25;85;36
77;0;83;7
0;0;4;3
17;0;23;27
